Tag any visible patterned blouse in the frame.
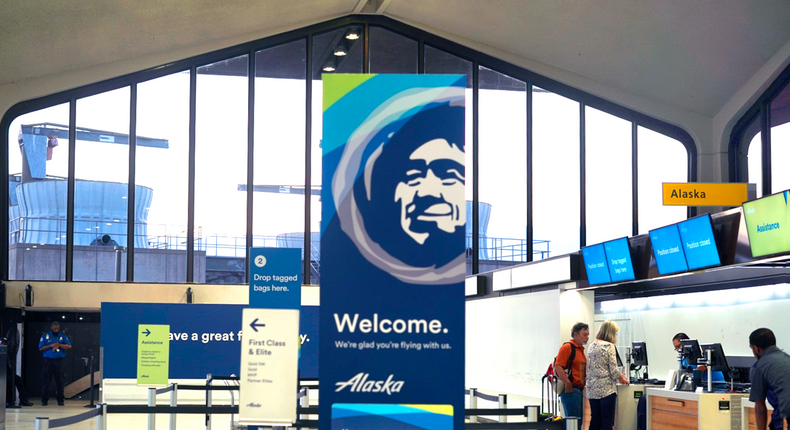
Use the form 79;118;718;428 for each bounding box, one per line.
585;339;621;399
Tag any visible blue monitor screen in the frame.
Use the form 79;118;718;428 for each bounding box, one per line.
650;224;688;275
581;243;611;285
678;214;721;270
603;237;636;282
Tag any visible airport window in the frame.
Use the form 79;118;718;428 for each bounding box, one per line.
73;88;131;282
195;55;249;284
1;16;694;283
311;28;364;283
253;40;309;283
731;63;790;196
637;126;688;234
424;45;475;274
746;129;763;198
585;107;632;245
477;66;527;269
8;104;70;281
369;27;418;74
135;72;191;283
532;87;580;258
770;83;790;193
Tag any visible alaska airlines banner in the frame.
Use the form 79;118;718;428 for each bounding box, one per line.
320;74;466;430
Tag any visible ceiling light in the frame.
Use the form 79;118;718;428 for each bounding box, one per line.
345;28;360;40
334;43;347;57
323;62;336;72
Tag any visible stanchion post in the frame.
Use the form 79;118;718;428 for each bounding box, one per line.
95;403;103;430
498;393;507;423
85;352;96;408
565;417;580;430
101;403;108;430
299;388;309;421
170;383;178;430
148;387;157;430
35;417;50;430
469;388;478;423
205;375;213;430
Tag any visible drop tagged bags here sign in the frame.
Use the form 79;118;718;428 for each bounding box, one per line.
320;74;466;430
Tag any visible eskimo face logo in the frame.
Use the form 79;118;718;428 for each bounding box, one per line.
331;88;467;285
334;372;404;395
394;138;465;245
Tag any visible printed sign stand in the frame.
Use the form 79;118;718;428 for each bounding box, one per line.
238;308;300;427
136;324;169;386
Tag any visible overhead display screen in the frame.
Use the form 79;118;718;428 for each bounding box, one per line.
678;214;721;270
743;190;790;258
650;224;688;275
603;237;636;282
581;243;611;285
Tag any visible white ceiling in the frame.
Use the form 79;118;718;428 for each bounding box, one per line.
1;0;789;117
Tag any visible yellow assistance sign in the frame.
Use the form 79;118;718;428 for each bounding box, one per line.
662;183;751;207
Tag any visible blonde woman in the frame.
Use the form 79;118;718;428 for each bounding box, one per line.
585;320;629;430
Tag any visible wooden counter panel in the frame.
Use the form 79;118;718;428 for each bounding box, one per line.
651;396;699;415
651;410;697;430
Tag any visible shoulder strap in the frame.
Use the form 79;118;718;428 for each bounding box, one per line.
566;342;576;368
564;342;576;382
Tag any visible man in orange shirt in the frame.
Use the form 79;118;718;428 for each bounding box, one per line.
554;322;589;418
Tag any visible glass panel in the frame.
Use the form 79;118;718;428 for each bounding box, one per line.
424;45;474;273
136;71;190;283
747;131;762;198
369;27;418;74
74;88;131;281
637;126;687;234
254;40;307;282
585;107;632;244
478;66;527;271
532;87;580;259
7;104;70;280
196;55;249;284
770;83;790;193
312;28;364;284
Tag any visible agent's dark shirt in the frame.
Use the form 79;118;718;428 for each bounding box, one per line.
750;346;790;418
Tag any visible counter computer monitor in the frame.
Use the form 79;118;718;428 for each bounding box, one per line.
632;341;648;366
679;339;703;368
603;237;636;282
742;190;790;258
581;242;611;285
678;214;721;270
650;223;689;275
701;343;730;380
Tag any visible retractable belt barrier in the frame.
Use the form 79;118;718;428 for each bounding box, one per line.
34;377;572;430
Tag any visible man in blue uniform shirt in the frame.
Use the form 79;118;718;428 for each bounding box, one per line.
38;321;71;406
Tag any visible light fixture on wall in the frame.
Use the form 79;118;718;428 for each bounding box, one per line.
25;284;34;307
186;287;194;304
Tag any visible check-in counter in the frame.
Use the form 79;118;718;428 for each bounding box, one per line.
614;384;656;430
646;388;747;430
742;399;789;430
